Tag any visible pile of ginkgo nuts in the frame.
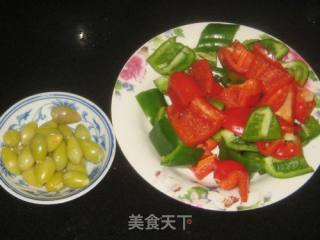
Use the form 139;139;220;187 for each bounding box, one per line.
1;105;104;192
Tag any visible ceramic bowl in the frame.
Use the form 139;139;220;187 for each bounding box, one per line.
0;92;116;204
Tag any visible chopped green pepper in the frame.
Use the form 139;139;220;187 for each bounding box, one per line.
227;71;245;84
149;117;179;155
243;38;289;60
242;106;281;142
209;99;225;111
161;143;203;166
243;39;259;50
136;88;167;124
264;156;313;178
283;60;309;86
147;37;195;75
149;115;204;166
299;116;320;145
154;106;166;123
260;38;289;60
214;130;258;152
154;76;169;94
196;23;239;53
219;140;265;174
212;66;229;87
195;51;217;66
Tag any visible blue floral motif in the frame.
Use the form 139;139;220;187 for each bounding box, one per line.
0;158;12;177
89;167;100;179
51;99;78;110
9;109;31;130
32;105;48;123
81;111;106;149
122;82;134;92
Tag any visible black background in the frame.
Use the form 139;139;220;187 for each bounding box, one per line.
1;0;320;239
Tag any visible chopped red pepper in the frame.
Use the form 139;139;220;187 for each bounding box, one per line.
275;84;295;123
189;59;223;97
214;160;247;180
214;160;249;202
259;84;292;112
167;97;224;146
256;137;303;160
199;139;219;159
294;86;316;123
218;41;294;95
277;116;294;134
167;72;204;110
252;43;283;69
218;41;254;75
222;107;251;136
218;79;262;108
192;155;218;180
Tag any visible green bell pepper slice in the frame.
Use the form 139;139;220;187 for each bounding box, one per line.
136;88;167;124
219;140;265;174
149;115;204;166
283;60;309;86
195;51;217;66
149;117;179;156
299;116;320;145
196;23;239;53
161;143;203;166
242;39;259;50
264;156;313;178
214;130;258;152
147;37;195;75
227;71;245;84
212;66;229;87
208;99;225;111
260;38;289;60
242;106;281;142
153;76;169;94
243;38;289;60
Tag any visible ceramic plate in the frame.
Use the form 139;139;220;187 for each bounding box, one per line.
111;22;320;211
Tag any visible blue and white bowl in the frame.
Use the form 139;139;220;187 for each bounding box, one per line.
0;92;116;204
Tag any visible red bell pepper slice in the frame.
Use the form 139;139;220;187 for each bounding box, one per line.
222;107;252;136
190;97;225;122
275;84;295;123
218;79;262;109
248;61;293;95
167;98;224;146
189;59;223;97
192;155;218;180
167;72;204;110
245;54;269;81
252;43;283;69
218;41;254;75
294;87;316;123
198;139;219;159
214;160;249;202
219;170;249;202
256;137;303;160
259;84;292;112
214;160;247;181
277;116;294;134
218;41;293;95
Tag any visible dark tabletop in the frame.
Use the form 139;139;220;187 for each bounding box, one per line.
1;0;320;239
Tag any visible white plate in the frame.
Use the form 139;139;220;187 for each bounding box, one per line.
111;22;320;211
